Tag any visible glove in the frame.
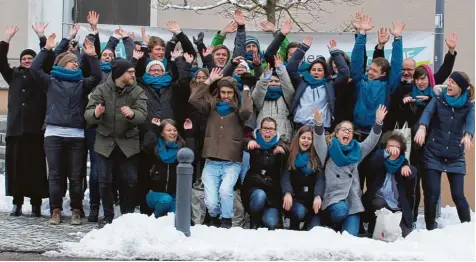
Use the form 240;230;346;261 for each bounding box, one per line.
240;73;258;88
193;32;204;46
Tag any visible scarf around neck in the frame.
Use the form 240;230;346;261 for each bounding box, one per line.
443;88;468;108
255;130;278;150
294;151;313;175
156;138;179;164
265;87;283;101
328;137;361;167
143;73;172;89
100;61;112;72
216;101;233;116
51;66;83;82
412;86;434;106
302;71;327;89
383;150;406;174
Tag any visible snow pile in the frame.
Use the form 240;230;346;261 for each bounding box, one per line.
47;209;475;261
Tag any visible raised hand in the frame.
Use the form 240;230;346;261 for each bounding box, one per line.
133;50;144;60
167;21;182;35
209;67;224;83
352;11;362;31
247;140;260;150
151;118;161;126
95;104;105;118
184;118;193;130
45;33;58;50
280;20;292;35
401;166;412;177
259;21;276;33
32;22;48;37
67;24;80;40
232;56;244;64
375;105;388;122
390;21;406;38
221;21;237;35
274;55;283;68
83;38;96;56
360;14;374;32
170;49;182;60
461;133;473;152
141;27;150;44
202;46;214;57
312;107;323;125
414;126;426;146
128;32;135;40
327;39;337;50
87;11;100;30
120;106;134;118
233;9;245;26
378;27;390;45
445;32;458;51
302;36;313;47
313;196;322;214
193;32;204;45
183;53;194;64
4;25;19;42
252;52;261;66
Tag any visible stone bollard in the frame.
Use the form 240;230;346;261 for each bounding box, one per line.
175;147;194;237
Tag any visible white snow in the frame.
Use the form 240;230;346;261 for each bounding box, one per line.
1;174;474;260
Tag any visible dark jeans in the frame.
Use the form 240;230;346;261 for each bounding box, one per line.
248;189;280;229
284;200;321;231
85;128;99;206
410;144;425;222
97;147;138;218
423;169;471;230
13;196;42;206
44;136;86;211
327;201;360;236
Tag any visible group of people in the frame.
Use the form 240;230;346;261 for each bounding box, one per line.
2;9;473;238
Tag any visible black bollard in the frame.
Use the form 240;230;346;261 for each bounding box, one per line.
175;147;194;237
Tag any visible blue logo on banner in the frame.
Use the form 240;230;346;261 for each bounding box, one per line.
100;42;127;58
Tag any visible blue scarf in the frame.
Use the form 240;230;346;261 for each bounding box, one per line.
51;66;83;82
284;61;310;74
328;138;361;167
444;88;468;108
232;74;243;91
294;151;313;175
190;66;200;77
383;151;406;174
302;71;327;89
143;73;172;89
216;101;233;116
147;57;168;70
265;87;283;101
156;138;179;164
412;86;433;107
255;130;278;150
245;51;264;69
100;61;112;72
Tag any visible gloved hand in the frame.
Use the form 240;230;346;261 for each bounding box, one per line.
240;73;258;88
193;32;204;46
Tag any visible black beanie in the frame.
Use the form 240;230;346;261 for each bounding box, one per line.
110;58;134;81
20;49;37;60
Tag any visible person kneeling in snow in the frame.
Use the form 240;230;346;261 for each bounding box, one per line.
142;119;195;218
362;132;417;237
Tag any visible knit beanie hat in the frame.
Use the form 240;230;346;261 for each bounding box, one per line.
110;58;134;81
20;49;37;60
54;52;78;67
245;36;260;52
421;65;436;87
145;60;166;74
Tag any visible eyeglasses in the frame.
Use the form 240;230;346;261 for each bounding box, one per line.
149;69;163;74
338;127;353;133
261;127;276;132
68;60;79;65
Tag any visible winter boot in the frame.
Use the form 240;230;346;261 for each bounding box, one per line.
103;215;114;224
49;208;62;225
10;204;22;216
220;218;232;229
209;216;221;227
71;209;82;225
31;205;41;217
88;205;100;222
249;215;261;229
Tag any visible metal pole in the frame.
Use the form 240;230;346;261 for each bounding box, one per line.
62;0;74;39
175;148;194;237
434;0;445;219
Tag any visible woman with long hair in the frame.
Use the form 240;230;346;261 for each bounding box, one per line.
280;125;324;230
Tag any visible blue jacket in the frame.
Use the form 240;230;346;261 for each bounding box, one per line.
351;34;403;132
419;93;475;174
287;43;350;127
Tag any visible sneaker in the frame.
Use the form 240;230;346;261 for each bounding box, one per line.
71;209;82;225
88;205;99;222
49;208;62;225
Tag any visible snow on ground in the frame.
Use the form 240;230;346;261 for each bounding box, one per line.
1;174;474;260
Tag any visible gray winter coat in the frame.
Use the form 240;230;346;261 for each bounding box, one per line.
313;122;382;215
253;64;294;140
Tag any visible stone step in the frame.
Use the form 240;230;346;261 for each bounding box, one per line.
0;132;5;145
0;115;6;133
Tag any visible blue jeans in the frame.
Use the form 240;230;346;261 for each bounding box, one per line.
202;159;241;218
249;189;280;229
328;201;360;236
423;169;470;230
285;201;321;231
239;151;250;185
85;128;99;206
146;191;176;218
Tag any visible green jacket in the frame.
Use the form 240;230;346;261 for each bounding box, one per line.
84;75;148;158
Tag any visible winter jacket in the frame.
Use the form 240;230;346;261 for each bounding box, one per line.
263;32;292;68
189;81;253;163
84;75;147;158
253;64;294;140
363;151;417;236
314;121;383;215
137;78;174;121
142;129;196;194
30;49;102;129
351;34;403;133
0;41;47;136
418;86;474;174
242;130;288;211
287;43;350;127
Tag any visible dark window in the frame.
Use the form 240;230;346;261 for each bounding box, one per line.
75;0;150;26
